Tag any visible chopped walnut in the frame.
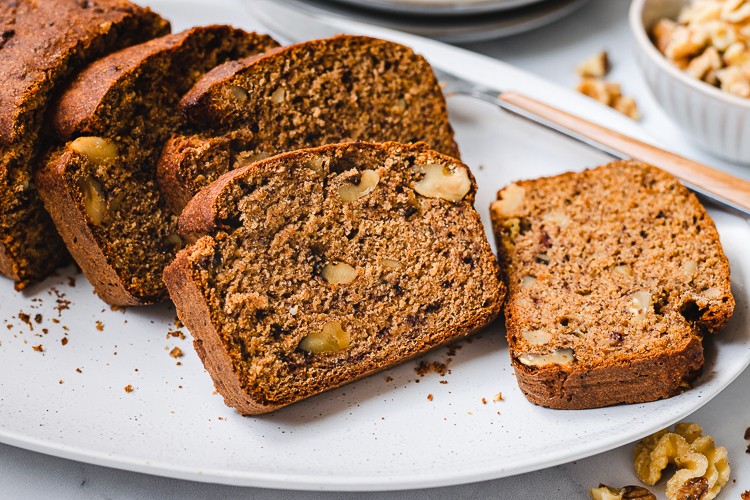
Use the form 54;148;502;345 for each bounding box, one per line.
589;484;656;500
634;422;729;500
653;1;750;99
576;77;641;120
576;51;611;78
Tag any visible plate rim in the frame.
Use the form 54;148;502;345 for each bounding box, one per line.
2;3;750;491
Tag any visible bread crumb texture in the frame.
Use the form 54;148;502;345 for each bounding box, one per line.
0;0;170;287
491;161;733;409
166;142;504;413
36;27;279;305
158;35;458;214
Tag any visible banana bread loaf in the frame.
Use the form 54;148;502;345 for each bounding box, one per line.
35;26;280;305
0;0;170;289
165;142;504;415
490;161;734;410
157;35;459;214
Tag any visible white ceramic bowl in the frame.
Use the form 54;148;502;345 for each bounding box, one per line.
629;0;750;165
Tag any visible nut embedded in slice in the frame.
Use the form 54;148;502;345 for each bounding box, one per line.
413;163;470;202
229;85;247;101
78;176;107;226
629;291;651;324
521;330;552;345
270;87;286;103
518;348;575;367
339;169;380;202
298;321;350;353
321;262;358;284
382;258;404;269
70;137;118;163
704;287;721;298
521;275;537;289
236;151;271;168
491;183;525;217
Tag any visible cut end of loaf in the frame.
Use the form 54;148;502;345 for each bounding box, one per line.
491;160;734;409
166;142;504;413
35;27;280;304
158;35;460;215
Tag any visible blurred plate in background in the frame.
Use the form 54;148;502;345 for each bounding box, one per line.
250;0;590;43
328;0;547;16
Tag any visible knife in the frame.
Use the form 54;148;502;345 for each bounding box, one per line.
253;0;750;218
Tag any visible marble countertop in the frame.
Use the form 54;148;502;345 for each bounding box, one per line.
1;0;748;498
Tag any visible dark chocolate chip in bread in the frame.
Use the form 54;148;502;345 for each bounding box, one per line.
156;35;459;215
490;160;734;410
0;0;170;289
35;26;280;306
165;142;504;415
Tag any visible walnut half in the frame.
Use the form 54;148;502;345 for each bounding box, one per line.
589;484;656;500
298;321;350;353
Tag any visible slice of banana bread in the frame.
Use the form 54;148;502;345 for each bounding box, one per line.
490;161;734;410
35;27;280;306
0;0;170;289
165;142;504;415
156;35;459;214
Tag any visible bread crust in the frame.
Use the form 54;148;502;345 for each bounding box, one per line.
0;0;170;286
0;0;170;145
156;36;459;215
512;337;704;409
49;26;276;140
156;131;247;216
166;142;504;414
35;27;279;305
177;35;458;157
491;161;734;410
35;150;148;305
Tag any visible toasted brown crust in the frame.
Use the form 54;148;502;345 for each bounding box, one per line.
156;131;249;217
35;27;280;305
157;35;459;215
166;141;504;414
512;338;704;409
0;0;170;145
35;150;146;305
491;161;733;409
50;26;278;140
167;241;495;415
177;49;283;115
0;0;170;287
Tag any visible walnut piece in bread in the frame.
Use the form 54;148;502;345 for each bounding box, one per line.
164;142;504;414
491;161;734;410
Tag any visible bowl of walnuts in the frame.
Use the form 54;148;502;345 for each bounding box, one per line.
630;0;750;164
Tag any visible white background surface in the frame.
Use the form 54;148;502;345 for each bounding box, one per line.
1;0;749;498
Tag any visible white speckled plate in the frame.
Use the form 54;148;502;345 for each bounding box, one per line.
1;0;749;491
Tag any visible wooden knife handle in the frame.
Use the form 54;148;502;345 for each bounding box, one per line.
498;91;750;213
